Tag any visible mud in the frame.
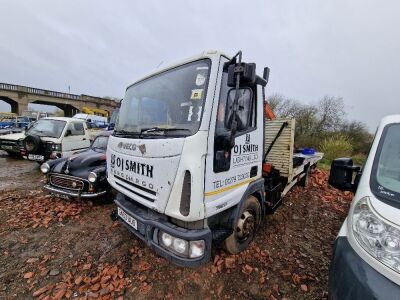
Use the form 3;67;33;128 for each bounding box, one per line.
0;155;351;299
0;151;43;191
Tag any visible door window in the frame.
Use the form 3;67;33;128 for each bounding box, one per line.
67;122;85;136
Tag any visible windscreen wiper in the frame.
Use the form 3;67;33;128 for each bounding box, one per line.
140;127;191;135
113;129;140;137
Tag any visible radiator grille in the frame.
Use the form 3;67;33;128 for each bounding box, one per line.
50;175;84;191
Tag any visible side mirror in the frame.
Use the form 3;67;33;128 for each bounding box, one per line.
263;67;270;84
226;88;252;131
329;158;361;192
227;63;256;87
214;150;231;172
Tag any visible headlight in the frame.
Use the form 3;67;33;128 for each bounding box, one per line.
189;240;205;258
48;143;62;151
351;197;400;274
40;163;50;174
88;172;97;183
159;231;205;259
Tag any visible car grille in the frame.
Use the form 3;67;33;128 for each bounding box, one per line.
50;175;85;191
1;140;17;146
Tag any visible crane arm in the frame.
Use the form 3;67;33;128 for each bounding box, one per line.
264;101;276;120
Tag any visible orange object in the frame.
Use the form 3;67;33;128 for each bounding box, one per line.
262;163;273;173
264;102;276;120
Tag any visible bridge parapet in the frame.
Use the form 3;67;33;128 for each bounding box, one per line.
0;82;117;104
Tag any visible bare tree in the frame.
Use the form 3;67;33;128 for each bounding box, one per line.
314;96;345;133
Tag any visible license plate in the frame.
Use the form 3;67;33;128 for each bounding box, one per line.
117;207;138;230
52;193;71;200
1;145;13;150
28;154;44;161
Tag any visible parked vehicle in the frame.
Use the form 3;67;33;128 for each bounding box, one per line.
0;116;33;136
106;50;323;267
21;117;91;162
328;115;400;299
40;131;113;200
0;131;25;155
73;113;108;128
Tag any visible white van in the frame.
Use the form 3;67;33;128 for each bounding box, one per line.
21;117;91;162
328;115;400;299
73;113;108;128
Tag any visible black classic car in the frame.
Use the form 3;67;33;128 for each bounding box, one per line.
40;131;112;200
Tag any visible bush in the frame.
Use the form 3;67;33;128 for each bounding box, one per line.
352;153;368;166
320;134;353;162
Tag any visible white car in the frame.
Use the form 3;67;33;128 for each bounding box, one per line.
328;115;400;299
21;117;91;162
0;131;25;155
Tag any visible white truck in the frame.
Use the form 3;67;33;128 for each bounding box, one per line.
328;115;400;299
20;117;91;162
107;50;322;267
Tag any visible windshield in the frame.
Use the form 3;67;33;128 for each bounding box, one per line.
370;123;400;206
115;59;211;137
91;136;109;151
26;119;66;138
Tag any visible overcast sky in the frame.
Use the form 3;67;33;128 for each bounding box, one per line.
1;0;399;130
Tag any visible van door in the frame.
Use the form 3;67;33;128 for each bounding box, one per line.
204;56;264;217
62;121;90;157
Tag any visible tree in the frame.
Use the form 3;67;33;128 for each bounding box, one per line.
314;96;345;134
340;120;373;154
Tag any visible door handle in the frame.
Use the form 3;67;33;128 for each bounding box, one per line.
82;138;86;140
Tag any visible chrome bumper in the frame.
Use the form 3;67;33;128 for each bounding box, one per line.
43;184;107;199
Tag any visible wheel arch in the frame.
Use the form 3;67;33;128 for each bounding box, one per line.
230;178;265;228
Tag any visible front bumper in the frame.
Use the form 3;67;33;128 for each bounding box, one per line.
115;193;212;267
329;237;399;300
44;184;108;199
0;145;21;153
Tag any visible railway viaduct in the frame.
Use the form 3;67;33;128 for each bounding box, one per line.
0;83;119;117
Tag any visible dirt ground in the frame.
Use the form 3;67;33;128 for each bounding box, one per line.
0;151;353;299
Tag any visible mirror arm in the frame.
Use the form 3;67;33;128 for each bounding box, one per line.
231;51;243;133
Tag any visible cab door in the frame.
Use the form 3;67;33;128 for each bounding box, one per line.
62;121;90;156
204;56;264;217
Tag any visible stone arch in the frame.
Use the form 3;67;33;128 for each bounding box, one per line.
29;99;81;117
0;96;20;114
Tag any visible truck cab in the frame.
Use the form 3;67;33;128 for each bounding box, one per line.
107;50;321;266
22;117;91;162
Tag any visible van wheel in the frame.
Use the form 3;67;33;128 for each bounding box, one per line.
223;195;261;254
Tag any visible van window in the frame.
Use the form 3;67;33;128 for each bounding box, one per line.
68;122;85;136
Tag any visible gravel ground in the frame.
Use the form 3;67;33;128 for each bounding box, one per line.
0;154;352;299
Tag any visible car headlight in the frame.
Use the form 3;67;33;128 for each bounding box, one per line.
159;231;205;259
40;163;50;174
47;143;62;151
351;197;400;274
88;172;97;183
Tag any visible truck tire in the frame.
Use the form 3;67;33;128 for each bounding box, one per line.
223;195;261;254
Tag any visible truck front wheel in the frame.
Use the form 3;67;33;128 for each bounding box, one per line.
223;195;261;254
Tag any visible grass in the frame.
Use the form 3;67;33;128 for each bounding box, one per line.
317;153;368;172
